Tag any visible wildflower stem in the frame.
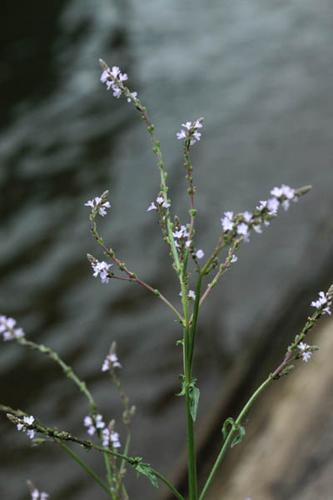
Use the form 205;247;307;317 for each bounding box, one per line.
199;376;272;500
180;274;198;499
57;441;113;497
90;219;183;322
199;241;241;307
188;274;202;369
1;404;184;500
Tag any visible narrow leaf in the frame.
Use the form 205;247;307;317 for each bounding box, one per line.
189;385;200;422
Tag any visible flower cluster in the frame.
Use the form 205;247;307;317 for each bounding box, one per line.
102;352;122;372
179;290;196;300
91;260;113;284
83;414;105;436
102;427;121;449
31;488;49;500
297;342;312;363
0;315;25;341
84;415;121;449
311;290;332;316
147;195;171;212
84;196;111;217
17;415;35;440
100;65;128;98
173;224;191;249
176;118;204;145
220;185;298;243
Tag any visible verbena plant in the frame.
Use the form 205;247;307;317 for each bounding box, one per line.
1;59;332;500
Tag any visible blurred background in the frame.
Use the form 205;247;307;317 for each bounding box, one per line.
1;0;333;499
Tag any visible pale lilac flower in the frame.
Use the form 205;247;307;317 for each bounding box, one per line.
298;342;312;362
253;224;262;233
100;65;128;98
84;414;105;436
236;223;249;238
0;315;25;342
271;186;283;198
95;415;105;429
84;196;111;217
185;240;192;248
311;291;332;315
91;260;112;284
231;255;238;263
196;249;205;259
270;184;296;212
102;352;122;372
102;427;121;448
179;290;196;300
16;415;35;440
221;211;234;232
176;117;204;145
147;202;157;211
173;225;190;239
267;197;279;214
242;211;252;223
110;431;121;448
147;196;170;212
176;129;186;140
31;489;49;500
156;196;170;208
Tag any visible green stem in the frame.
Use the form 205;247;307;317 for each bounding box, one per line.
188;275;202;368
103;450;114;498
58;441;113;497
199;376;272;500
181;283;198;500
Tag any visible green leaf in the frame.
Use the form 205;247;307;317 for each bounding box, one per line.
222;418;246;448
134;461;159;488
189;384;200;422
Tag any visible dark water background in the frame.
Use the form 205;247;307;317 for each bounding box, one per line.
1;1;333;498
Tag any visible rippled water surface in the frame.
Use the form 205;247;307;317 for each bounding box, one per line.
1;1;333;498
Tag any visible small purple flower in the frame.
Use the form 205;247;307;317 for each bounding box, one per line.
16;415;35;440
31;488;49;500
311;291;332;315
221;212;234;232
298;342;312;362
84;196;111;217
176;117;204;145
102;352;122;372
0;316;25;341
195;249;205;259
91;260;113;284
100;64;128;99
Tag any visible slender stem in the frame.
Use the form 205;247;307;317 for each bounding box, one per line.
58;441;113;497
199;340;304;499
188;274;202;368
180;280;198;499
90;221;183;323
102;449;114;498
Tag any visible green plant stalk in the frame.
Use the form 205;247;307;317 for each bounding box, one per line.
199;376;272;500
58;441;113;497
188;274;202;368
103;450;115;498
180;273;198;500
